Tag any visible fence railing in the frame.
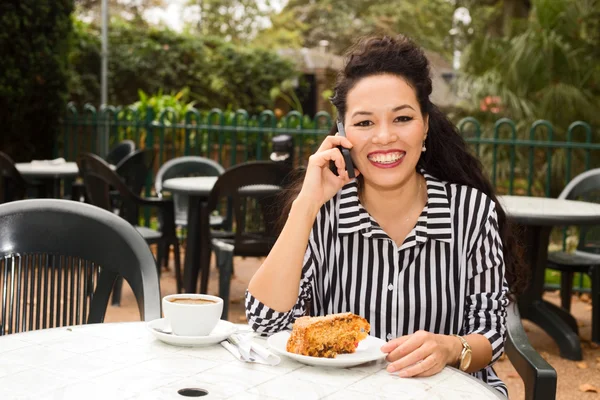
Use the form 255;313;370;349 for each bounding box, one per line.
57;103;600;291
58;104;600;197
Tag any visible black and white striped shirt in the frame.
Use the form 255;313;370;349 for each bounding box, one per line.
246;171;509;396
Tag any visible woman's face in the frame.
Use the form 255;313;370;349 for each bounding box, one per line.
344;73;428;190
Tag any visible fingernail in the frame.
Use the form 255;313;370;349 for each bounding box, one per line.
386;365;395;373
399;371;408;378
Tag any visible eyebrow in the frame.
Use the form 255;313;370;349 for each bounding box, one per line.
351;105;415;118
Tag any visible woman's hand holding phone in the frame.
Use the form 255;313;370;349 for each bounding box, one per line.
296;134;360;209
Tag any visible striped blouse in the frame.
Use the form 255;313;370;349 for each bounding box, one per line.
245;171;509;397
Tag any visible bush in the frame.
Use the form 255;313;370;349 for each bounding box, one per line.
0;1;73;161
68;21;299;113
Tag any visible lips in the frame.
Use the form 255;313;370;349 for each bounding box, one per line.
367;150;406;167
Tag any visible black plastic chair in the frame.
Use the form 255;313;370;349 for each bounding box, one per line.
505;302;557;400
113;148;156;222
547;168;600;343
78;153;182;298
205;161;293;318
0;199;160;336
71;140;136;202
0;151;28;203
106;139;136;166
155;156;227;229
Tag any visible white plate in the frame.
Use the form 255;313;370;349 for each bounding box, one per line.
267;331;387;368
147;318;237;347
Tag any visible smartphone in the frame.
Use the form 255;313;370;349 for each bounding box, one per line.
335;120;356;179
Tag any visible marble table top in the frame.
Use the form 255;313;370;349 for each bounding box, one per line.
0;322;504;400
499;195;600;226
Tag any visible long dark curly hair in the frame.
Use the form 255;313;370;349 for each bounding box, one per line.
280;35;528;296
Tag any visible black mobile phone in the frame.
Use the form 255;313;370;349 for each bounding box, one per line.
334;120;356;179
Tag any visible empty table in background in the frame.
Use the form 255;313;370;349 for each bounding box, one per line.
500;195;600;360
162;177;281;294
16;161;79;198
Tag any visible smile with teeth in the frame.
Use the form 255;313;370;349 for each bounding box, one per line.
367;152;405;164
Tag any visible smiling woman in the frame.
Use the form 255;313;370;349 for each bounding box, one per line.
246;35;528;398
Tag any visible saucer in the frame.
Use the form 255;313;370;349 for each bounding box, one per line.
267;331;387;368
147;318;237;347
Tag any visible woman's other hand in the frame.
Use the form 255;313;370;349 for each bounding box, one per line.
380;330;462;378
297;135;360;207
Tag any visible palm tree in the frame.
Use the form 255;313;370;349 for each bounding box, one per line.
458;0;600;195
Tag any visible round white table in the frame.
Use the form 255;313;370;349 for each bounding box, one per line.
162;177;282;294
499;195;600;360
15;161;80;198
0;322;505;400
15;162;79;179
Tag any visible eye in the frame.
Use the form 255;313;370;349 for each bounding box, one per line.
395;116;413;123
354;120;373;127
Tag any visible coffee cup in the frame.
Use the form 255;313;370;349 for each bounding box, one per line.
162;294;223;336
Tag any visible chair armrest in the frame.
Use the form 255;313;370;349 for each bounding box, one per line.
505;302;557;400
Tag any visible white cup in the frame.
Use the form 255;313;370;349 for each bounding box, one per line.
162;294;223;336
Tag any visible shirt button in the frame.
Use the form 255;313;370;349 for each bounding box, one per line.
386;333;393;340
388;284;394;291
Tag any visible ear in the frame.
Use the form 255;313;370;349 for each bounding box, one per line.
423;114;429;140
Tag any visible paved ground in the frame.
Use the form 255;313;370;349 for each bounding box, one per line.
106;254;600;400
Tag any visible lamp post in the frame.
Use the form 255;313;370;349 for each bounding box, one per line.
100;0;109;157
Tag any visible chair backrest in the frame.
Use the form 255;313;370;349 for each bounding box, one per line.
154;156;224;195
558;168;600;252
0;151;27;203
105;140;136;166
0;199;160;336
116;148;155;196
78;153;145;225
207;161;293;243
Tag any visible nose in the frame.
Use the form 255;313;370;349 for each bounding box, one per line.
371;122;398;145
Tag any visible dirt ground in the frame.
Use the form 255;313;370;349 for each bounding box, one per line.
105;255;600;400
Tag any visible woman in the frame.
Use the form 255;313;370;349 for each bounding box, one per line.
246;35;527;397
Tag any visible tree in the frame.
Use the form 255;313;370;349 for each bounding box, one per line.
75;0;166;27
0;0;73;161
254;0;381;53
459;0;600;127
185;0;275;43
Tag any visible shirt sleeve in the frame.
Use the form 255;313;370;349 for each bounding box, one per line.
244;233;319;335
464;204;509;367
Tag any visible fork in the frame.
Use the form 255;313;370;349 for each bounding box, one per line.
227;334;255;362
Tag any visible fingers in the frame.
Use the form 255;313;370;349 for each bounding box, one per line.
308;148;346;173
401;354;440;378
317;135;353;152
385;332;426;363
386;343;430;373
380;335;411;354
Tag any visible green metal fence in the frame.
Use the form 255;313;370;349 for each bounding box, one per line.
57;103;600;292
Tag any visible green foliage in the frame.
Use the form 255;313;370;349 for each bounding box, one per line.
254;0;465;57
185;0;275;43
0;0;73;161
459;0;600;128
68;20;298;113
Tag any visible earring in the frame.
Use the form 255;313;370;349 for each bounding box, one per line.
422;142;427;152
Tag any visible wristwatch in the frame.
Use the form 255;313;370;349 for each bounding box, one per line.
453;334;472;371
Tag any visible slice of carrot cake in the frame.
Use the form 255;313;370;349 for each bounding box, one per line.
286;312;370;358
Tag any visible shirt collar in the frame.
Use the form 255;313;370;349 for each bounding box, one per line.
337;170;452;245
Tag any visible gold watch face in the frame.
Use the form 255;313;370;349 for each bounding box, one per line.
460;349;472;371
